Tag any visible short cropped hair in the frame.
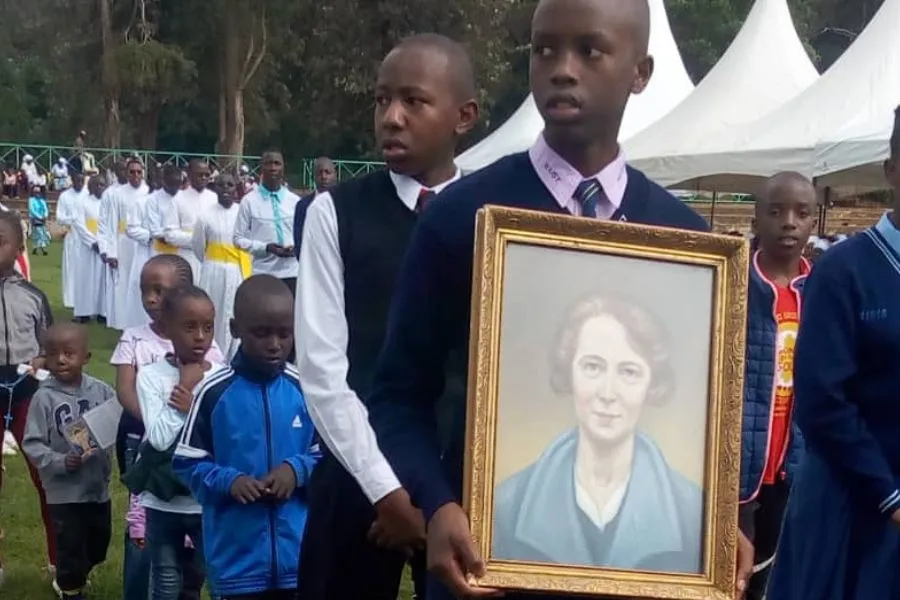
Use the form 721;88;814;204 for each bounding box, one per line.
548;292;675;406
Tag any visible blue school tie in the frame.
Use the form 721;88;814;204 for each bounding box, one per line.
573;178;605;218
262;186;285;245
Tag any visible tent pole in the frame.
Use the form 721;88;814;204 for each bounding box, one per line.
710;191;718;231
819;187;831;237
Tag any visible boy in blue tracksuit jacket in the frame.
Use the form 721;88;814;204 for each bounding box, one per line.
174;275;320;599
738;172;814;600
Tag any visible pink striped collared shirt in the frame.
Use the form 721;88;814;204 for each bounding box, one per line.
528;134;628;219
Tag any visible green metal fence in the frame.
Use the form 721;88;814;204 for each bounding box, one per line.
0;143;383;191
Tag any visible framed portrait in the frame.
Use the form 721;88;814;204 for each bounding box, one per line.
464;206;749;599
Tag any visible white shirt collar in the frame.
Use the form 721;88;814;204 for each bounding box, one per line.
388;168;462;212
574;470;630;531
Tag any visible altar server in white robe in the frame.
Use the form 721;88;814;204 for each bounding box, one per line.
55;172;87;308
145;164;181;258
98;162;127;328
163;159;216;279
72;175;107;320
193;172;250;359
117;158;150;328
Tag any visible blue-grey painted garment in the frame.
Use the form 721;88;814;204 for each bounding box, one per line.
493;429;703;574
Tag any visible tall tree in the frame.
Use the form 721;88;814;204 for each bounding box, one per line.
114;1;195;149
218;0;269;161
100;0;123;147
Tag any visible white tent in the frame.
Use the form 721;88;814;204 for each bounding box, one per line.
456;0;693;172
626;0;818;184
641;0;900;192
814;110;895;190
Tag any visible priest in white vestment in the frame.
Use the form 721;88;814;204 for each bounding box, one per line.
115;159;150;329
98;163;128;328
164;159;217;279
55;173;87;309
193;172;250;359
72;176;107;320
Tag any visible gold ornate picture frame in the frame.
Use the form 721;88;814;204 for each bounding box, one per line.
464;205;749;599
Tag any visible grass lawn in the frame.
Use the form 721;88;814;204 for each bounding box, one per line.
0;242;414;599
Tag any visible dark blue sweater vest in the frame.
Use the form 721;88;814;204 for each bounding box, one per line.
367;152;710;523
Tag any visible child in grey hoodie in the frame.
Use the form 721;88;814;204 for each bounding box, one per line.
22;323;116;600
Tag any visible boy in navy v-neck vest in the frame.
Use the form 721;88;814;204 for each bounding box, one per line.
365;0;755;599
294;34;479;600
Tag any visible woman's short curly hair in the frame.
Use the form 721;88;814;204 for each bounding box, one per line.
548;292;676;406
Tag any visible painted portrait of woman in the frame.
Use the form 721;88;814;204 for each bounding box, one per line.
492;292;704;574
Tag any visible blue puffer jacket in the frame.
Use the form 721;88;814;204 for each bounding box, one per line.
740;253;808;501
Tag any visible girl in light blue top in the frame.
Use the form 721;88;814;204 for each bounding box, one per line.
28;185;50;255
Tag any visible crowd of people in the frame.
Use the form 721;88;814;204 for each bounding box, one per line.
0;0;899;599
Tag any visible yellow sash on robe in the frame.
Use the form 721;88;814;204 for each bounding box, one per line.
117;220;126;234
153;239;179;254
205;242;252;279
86;218;98;235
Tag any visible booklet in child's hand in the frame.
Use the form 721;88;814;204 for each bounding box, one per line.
63;419;99;456
63;398;123;455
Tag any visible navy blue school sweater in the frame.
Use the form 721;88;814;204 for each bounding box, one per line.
366;152;709;525
765;217;900;600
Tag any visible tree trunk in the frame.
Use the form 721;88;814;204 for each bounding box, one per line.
99;0;121;148
220;1;243;166
223;89;245;160
216;82;227;155
218;0;266;168
138;107;159;150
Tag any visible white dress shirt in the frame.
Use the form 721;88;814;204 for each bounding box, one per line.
233;185;300;280
296;169;461;504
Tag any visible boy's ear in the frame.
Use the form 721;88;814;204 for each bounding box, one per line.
455;100;480;137
229;318;239;340
84;351;92;364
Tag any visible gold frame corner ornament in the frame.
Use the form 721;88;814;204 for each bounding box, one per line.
464;205;749;599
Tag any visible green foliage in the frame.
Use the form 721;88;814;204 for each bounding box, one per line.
114;40;197;111
0;0;886;158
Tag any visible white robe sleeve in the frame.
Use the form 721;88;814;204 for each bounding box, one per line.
98;192;117;258
145;195;165;240
126;199;151;245
162;198;192;249
56;193;73;227
71;199;97;248
192;216;208;262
